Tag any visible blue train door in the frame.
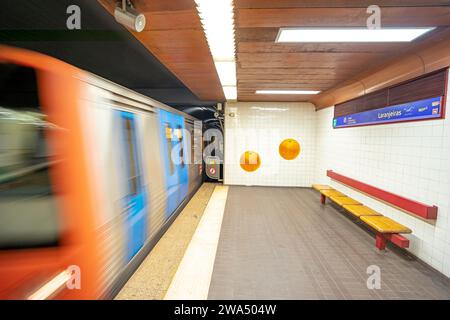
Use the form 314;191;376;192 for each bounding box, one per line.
118;111;147;262
160;111;178;216
159;110;188;217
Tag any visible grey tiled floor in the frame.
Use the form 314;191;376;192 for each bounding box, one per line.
208;186;450;299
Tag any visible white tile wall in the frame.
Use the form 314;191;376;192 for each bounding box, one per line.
224;102;316;187
314;69;450;277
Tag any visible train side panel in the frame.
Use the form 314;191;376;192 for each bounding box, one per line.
78;77;201;297
185;119;203;196
139;112;169;242
78;83;129;296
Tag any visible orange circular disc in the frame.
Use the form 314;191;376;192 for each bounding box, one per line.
240;151;261;172
279;138;301;160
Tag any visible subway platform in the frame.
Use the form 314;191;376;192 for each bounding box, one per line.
117;184;450;300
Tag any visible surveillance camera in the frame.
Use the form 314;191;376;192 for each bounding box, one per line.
114;5;146;32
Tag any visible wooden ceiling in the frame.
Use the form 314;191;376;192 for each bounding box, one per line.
98;0;225;102
97;0;450;105
234;0;450;102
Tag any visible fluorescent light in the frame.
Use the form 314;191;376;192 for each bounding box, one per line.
215;61;236;86
256;90;321;95
223;86;237;100
276;28;434;43
195;0;237;100
251;107;288;112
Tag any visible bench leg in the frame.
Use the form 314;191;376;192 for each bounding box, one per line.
375;234;387;250
320;194;326;205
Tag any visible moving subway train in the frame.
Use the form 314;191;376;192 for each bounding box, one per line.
0;46;203;299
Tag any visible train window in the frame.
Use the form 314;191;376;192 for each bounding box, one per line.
176;125;185;168
0;64;60;250
190;127;195;165
123;116;139;196
164;122;175;175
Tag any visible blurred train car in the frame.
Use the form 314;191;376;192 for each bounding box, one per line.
0;46;203;299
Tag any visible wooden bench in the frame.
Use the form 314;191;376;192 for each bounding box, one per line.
312;184;411;250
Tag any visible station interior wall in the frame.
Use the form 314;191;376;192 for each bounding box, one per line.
224;102;316;187
315;68;450;277
224;69;450;277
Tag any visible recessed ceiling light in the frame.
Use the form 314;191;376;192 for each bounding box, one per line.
256;90;321;95
251;107;288;111
276;28;434;43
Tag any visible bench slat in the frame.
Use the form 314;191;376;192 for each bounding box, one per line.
361;216;412;234
343;205;382;217
320;189;345;197
329;196;362;206
312;184;333;191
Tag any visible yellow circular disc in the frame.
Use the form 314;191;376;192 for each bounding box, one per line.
279;138;301;160
240;151;261;172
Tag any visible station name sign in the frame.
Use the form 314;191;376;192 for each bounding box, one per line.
333;96;443;128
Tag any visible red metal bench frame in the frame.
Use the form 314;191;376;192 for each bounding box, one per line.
375;233;410;250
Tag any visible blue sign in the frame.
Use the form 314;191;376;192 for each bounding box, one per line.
333;96;443;128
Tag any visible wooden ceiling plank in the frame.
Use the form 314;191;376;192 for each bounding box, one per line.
237;74;348;81
237;67;355;75
235;0;450;9
237;52;386;62
237;42;406;53
237;7;450;28
144;10;202;31
134;0;196;12
237;94;317;102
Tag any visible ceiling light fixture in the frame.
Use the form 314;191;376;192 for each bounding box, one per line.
276;28;434;43
250;107;289;112
256;90;321;95
195;0;237;101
